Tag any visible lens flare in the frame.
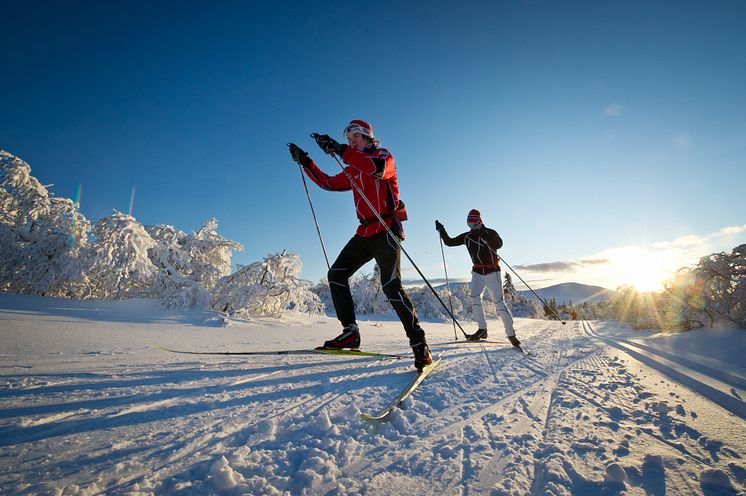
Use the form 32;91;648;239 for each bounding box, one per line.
129;187;136;217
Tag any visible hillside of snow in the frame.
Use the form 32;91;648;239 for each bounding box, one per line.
1;293;745;495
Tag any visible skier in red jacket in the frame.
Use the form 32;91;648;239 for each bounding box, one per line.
288;120;432;371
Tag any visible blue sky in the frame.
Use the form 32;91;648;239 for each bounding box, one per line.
2;0;745;291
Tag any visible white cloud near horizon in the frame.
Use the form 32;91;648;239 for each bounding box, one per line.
512;224;746;290
515;258;609;272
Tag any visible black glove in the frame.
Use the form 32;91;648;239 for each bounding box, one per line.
288;143;311;168
435;220;445;233
313;133;343;156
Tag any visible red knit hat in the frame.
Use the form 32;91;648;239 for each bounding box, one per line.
467;209;482;227
343;119;374;139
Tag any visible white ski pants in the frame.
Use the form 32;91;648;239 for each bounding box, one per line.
469;270;516;336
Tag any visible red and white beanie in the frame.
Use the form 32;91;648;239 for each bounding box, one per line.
343;119;374;139
467;209;482;227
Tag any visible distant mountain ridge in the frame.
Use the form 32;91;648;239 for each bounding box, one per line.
429;280;616;305
518;282;615;304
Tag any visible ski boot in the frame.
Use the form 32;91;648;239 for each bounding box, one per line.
411;341;433;372
508;335;521;348
466;328;488;341
318;323;361;350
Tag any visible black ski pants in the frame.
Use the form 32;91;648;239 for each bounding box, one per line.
328;231;425;345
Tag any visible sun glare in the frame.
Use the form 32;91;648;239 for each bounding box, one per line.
608;247;672;292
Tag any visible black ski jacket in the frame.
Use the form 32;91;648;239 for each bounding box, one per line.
439;225;503;274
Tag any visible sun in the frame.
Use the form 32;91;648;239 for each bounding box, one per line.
607;247;672;292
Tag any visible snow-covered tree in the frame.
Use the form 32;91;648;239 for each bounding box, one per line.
661;245;746;330
314;278;333;314
211;251;322;318
144;222;243;309
693;244;746;328
503;272;516;302
146;224;191;274
149;269;212;309
507;293;546;319
82;211;157;299
408;283;466;321
605;245;746;332
350;265;393;315
185;218;243;290
143;224;209;308
1;151;242;308
0;150;50;227
0;150;90;296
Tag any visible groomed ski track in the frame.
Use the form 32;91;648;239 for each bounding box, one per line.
1;304;745;494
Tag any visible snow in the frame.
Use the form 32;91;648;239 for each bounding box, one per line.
1;293;745;495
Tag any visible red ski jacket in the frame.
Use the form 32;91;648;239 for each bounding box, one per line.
304;144;408;239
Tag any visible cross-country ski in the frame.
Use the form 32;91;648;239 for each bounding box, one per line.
360;356;442;422
156;343;405;359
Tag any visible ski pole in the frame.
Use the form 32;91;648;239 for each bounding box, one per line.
499;255;566;325
295;161;330;270
439;236;458;340
314;134;468;337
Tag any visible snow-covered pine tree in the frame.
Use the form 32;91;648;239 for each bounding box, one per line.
503;272;516;302
0;150;90;296
82;211;158;299
211;251;322;318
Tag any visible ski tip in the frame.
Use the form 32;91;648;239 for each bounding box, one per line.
359;413;386;422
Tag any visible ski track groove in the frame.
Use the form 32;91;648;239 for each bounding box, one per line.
2;354;391;490
479;344;499;382
525;321;745;495
582;321;746;419
107;356;390;489
335;321;602;496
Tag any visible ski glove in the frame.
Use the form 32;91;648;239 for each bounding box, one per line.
314;134;343;156
435;220;445;233
288;143;311;168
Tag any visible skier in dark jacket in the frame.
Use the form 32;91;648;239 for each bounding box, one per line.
436;209;521;347
288;120;432;371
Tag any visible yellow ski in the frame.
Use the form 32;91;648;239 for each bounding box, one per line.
360;357;442;422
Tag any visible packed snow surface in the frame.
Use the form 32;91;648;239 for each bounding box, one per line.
1;293;745;495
